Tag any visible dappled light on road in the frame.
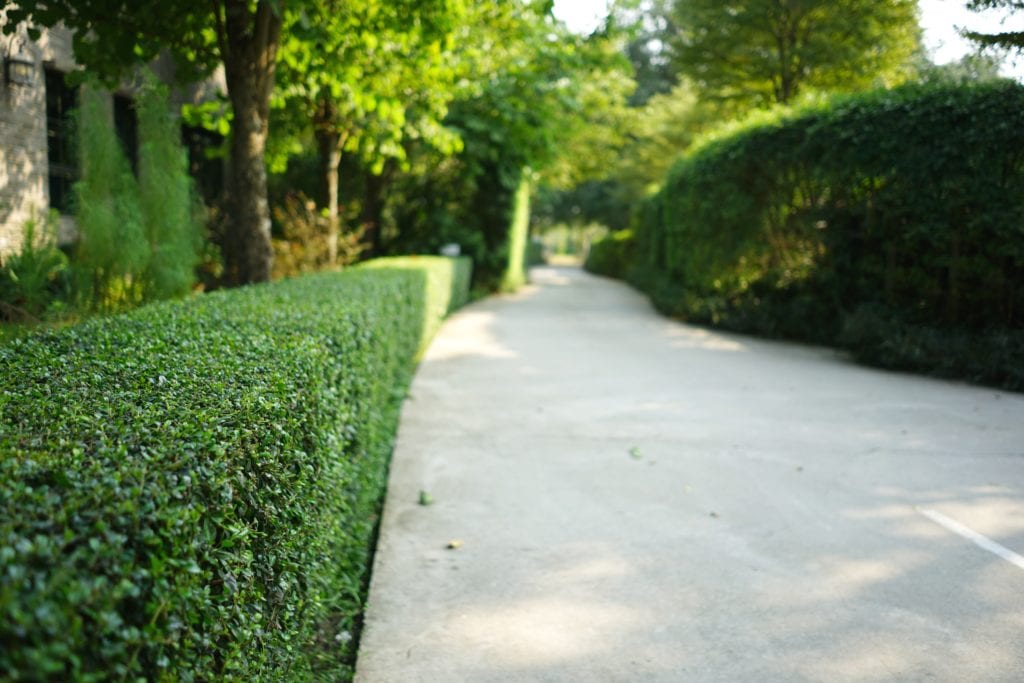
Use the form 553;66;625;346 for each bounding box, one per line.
425;310;519;361
449;595;644;668
661;324;748;352
529;267;574;287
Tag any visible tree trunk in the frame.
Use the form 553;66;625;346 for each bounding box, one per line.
226;95;273;284
360;159;396;258
315;100;342;267
220;0;282;285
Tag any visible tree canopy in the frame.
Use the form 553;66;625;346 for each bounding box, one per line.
964;0;1024;51
669;0;921;106
272;0;463;258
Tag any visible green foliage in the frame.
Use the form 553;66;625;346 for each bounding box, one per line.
1;1;221;84
0;211;70;321
627;81;1024;389
272;0;464;173
611;81;706;196
73;81;205;311
671;0;920;106
138;77;205;299
526;238;546;267
362;256;472;352
271;193;366;280
136;78;204;300
537;69;720;238
607;0;678;106
916;52;1005;85
965;1;1024;52
584;229;635;280
840;303;1024;388
539;223;609;259
268;0;466;264
540;56;638;190
534;181;633;233
5;1;321;284
73;87;150;311
0;256;471;681
382;2;628;291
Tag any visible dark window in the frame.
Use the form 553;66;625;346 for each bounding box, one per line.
181;125;225;205
45;68;78;214
113;94;138;174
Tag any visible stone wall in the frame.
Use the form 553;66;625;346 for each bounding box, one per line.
0;22;76;258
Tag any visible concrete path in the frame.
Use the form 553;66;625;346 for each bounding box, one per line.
356;266;1024;682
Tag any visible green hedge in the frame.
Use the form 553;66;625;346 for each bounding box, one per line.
618;82;1024;389
583;229;635;281
0;255;471;681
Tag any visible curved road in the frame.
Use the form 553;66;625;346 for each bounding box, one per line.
356;266;1024;682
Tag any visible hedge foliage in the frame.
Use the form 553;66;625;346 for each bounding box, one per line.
583;229;635;281
0;255;471;681
592;82;1024;389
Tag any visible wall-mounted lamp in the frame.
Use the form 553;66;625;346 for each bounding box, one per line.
5;52;36;87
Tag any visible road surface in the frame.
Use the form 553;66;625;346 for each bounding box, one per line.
356;266;1024;682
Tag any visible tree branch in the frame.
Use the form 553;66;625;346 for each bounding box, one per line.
211;0;230;66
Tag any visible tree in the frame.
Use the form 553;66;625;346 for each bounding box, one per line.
4;1;292;284
603;0;679;106
380;1;631;289
613;80;721;196
964;1;1024;51
918;52;1005;84
670;0;921;106
541;46;637;190
272;0;462;261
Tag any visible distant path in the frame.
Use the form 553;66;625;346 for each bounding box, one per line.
356;266;1024;682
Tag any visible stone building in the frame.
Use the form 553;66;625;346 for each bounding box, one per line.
0;19;225;261
0;22;77;257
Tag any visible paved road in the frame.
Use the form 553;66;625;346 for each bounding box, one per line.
356;266;1024;682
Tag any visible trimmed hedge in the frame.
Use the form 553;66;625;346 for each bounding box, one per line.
0;255;471;681
584;229;635;281
610;82;1024;389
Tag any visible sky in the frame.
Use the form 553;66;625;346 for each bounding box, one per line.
552;0;1024;77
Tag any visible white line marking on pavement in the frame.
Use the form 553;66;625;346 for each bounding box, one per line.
919;508;1024;572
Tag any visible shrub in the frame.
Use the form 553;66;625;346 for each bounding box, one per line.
0;211;70;321
0;255;471;681
135;77;205;300
74;76;207;310
525;238;545;267
73;87;149;311
271;193;365;280
584;229;635;280
839;304;1024;390
383;151;531;293
627;81;1024;389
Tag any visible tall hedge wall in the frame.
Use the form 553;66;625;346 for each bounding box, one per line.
0;256;471;681
595;82;1024;389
